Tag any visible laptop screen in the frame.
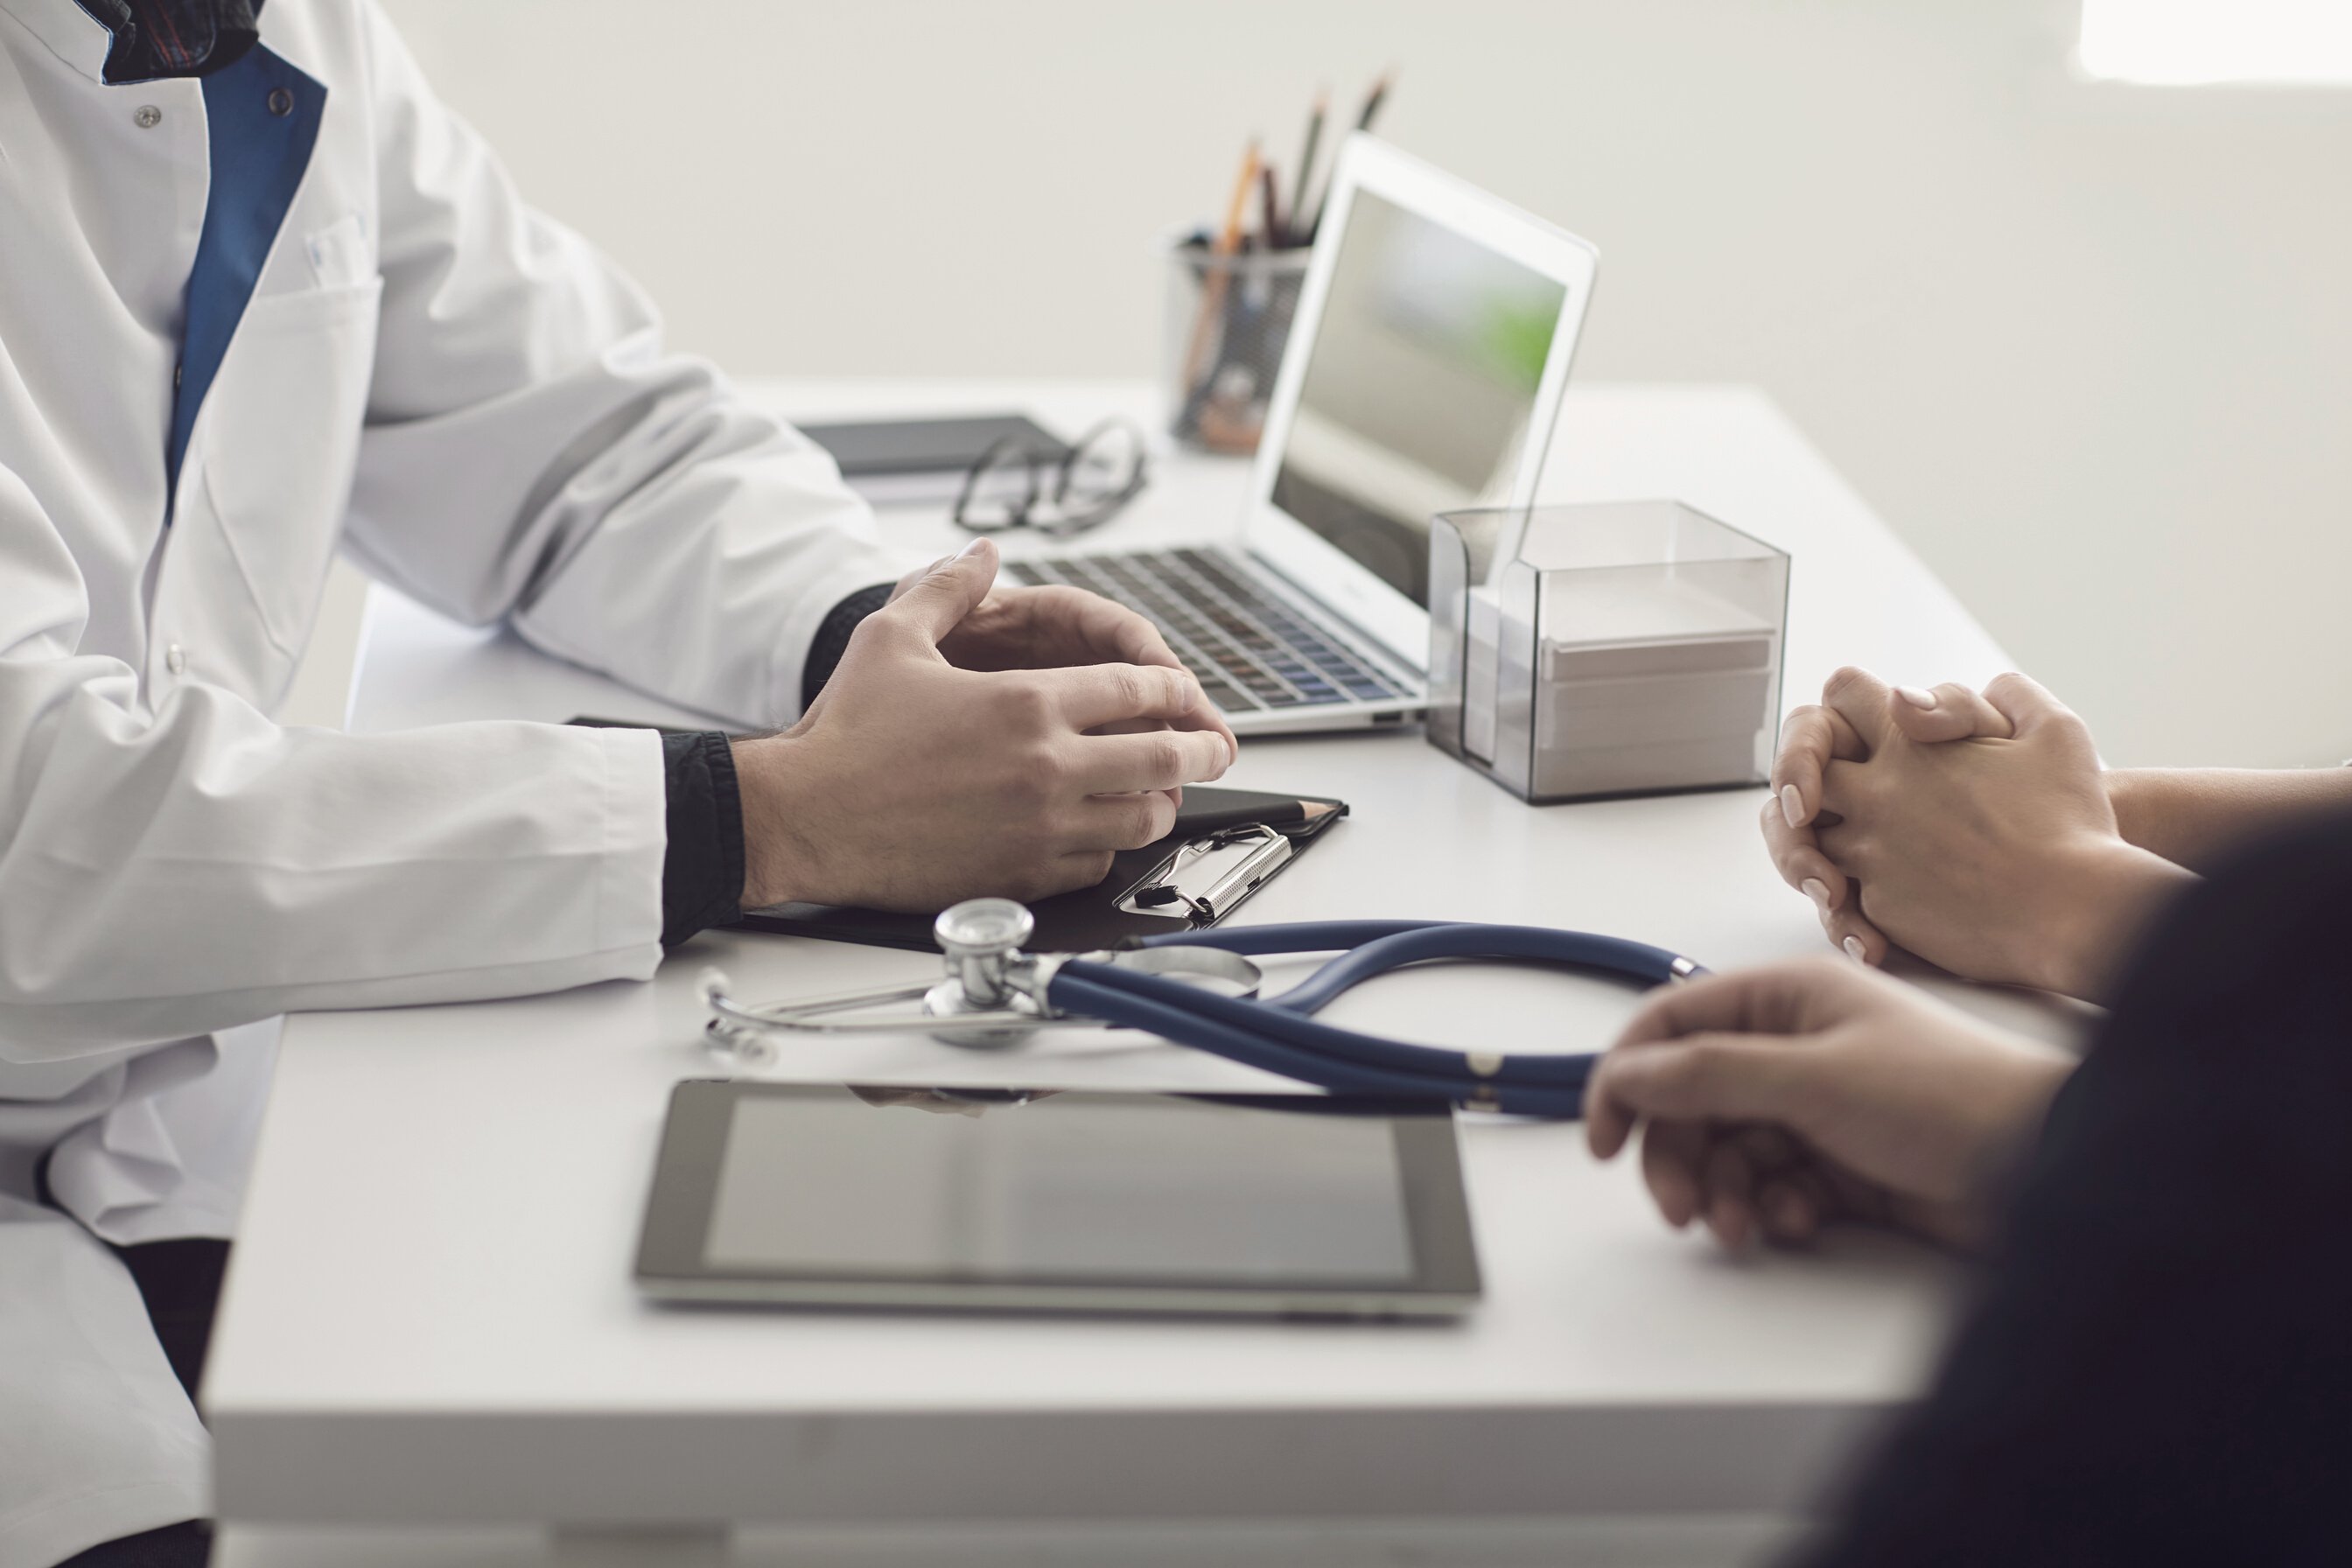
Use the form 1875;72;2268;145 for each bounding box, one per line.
1269;191;1568;607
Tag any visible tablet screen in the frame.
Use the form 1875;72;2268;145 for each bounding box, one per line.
636;1084;1480;1316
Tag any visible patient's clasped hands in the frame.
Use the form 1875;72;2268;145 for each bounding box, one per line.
1763;667;2192;1001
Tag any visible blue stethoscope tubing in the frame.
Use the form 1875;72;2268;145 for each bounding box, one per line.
1046;920;1705;1119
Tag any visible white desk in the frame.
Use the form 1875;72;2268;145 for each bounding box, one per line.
207;381;2060;1567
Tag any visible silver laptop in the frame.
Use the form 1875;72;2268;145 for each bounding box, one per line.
1009;136;1600;735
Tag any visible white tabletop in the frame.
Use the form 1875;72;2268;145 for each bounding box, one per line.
206;381;2058;1558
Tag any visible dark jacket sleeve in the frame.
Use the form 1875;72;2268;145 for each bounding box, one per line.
1797;811;2352;1567
656;583;892;943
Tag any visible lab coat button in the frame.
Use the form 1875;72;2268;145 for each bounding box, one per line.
165;643;186;676
268;88;295;117
134;105;163;129
173;363;183;389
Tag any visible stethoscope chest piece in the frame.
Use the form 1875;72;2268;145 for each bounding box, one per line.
700;899;1268;1057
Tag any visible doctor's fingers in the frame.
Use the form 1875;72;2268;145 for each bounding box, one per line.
1062;788;1183;853
998;808;1180;901
1771;704;1867;829
1046;583;1186;670
877;536;1000;645
1888;682;2014;745
1031;662;1214;733
1065;729;1232;795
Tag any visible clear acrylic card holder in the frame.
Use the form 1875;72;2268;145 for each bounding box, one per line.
1429;502;1790;803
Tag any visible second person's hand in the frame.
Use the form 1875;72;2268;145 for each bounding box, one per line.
1586;959;2074;1253
733;541;1233;911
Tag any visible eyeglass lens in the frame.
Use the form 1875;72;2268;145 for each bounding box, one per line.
956;439;1044;531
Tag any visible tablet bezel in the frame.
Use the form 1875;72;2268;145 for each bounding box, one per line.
634;1082;1481;1319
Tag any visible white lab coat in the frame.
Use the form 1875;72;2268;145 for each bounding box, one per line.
0;1;902;1558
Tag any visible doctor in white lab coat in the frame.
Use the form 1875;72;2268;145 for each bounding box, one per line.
0;2;1235;1561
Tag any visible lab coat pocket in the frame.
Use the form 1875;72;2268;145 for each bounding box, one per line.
199;278;383;661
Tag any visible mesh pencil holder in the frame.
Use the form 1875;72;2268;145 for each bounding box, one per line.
1163;235;1311;455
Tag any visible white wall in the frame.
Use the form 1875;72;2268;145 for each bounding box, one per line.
370;0;2352;767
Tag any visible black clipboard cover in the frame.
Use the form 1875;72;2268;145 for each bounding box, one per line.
739;785;1347;952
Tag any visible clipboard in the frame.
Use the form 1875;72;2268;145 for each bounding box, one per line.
738;785;1348;953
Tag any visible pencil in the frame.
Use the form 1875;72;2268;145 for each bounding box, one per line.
1216;137;1260;255
1290;88;1326;245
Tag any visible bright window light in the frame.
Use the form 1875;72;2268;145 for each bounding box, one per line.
2079;0;2352;85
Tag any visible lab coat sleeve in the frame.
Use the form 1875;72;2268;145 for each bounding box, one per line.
339;2;908;730
0;462;669;1061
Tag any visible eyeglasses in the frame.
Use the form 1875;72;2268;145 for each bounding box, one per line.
951;418;1149;539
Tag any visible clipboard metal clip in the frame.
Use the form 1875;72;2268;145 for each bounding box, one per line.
1116;823;1292;925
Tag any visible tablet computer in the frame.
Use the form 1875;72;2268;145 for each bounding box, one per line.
634;1082;1480;1319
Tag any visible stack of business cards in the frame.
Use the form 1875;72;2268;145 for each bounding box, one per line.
1516;574;1776;796
1532;628;1774;796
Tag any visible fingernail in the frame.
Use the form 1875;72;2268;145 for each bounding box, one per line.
956;536;990;558
1895;686;1936;709
1779;784;1803;829
1802;878;1830;912
1843;936;1869;965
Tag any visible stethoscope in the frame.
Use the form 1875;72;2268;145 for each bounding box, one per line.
702;898;1706;1120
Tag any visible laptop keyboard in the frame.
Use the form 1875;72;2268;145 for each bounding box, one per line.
1007;548;1404;712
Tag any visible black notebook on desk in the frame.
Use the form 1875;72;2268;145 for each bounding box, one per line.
741;785;1348;952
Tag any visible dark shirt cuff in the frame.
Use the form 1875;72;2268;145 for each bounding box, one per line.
801;584;895;710
659;730;746;945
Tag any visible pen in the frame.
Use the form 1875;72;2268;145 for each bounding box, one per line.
1172;799;1339;836
1307;71;1395;243
1290;87;1326;246
1259;160;1285;249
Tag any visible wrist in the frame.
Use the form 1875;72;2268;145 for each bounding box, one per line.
732;735;821;909
1952;1048;2076;1243
2104;768;2163;854
2034;835;2198;1003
